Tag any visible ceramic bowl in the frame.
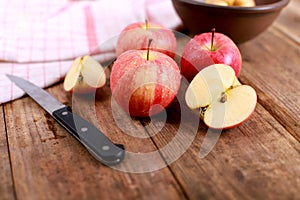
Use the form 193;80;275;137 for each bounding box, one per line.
172;0;289;43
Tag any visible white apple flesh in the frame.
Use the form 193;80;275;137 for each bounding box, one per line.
63;56;106;93
185;64;257;129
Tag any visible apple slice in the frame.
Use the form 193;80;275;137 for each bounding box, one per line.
63;56;106;93
185;64;257;129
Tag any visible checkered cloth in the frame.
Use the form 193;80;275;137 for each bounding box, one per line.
0;0;181;104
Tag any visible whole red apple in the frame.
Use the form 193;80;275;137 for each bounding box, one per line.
181;30;242;81
116;21;177;58
110;49;181;117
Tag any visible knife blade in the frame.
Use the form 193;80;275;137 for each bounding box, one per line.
6;74;125;166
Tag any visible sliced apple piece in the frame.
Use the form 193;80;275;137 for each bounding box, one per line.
185;64;257;129
63;56;106;93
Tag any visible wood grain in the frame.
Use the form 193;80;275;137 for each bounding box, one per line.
137;9;300;198
239;26;300;142
4;84;186;200
0;106;15;200
144;101;300;199
273;0;300;44
2;0;300;199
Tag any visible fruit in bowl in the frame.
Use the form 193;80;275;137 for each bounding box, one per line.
172;0;289;44
181;29;242;81
205;0;255;6
116;21;177;58
63;56;106;93
185;64;257;129
110;46;181;117
205;0;234;6
232;0;256;6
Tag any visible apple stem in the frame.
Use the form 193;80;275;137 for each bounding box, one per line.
220;92;227;103
211;28;216;51
145;19;149;30
147;38;153;61
199;106;208;119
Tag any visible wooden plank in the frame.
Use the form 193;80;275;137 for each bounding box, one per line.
3;4;300;199
273;0;300;44
137;24;300;199
5;83;186;200
238;26;300;141
0;106;15;200
143;101;300;199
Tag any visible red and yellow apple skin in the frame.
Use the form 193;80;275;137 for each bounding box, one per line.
110;50;181;117
116;22;177;58
181;32;242;81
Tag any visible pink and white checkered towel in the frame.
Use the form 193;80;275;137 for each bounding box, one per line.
0;0;182;104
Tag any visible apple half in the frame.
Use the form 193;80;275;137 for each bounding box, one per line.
63;56;106;93
185;64;257;129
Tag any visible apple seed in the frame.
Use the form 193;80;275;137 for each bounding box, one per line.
220;92;227;103
77;73;83;84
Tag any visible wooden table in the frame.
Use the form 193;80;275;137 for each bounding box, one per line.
1;1;299;199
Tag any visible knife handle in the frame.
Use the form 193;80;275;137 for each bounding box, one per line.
52;107;124;166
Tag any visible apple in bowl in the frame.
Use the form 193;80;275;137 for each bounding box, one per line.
181;29;242;81
205;0;255;6
110;48;181;117
63;56;106;93
116;21;177;58
185;64;257;129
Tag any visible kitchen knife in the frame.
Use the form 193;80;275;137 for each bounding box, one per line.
6;74;125;166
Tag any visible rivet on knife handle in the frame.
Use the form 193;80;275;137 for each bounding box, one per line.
52;107;125;166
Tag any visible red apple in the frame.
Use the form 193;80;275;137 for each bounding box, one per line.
116;21;177;58
110;49;181;117
181;29;242;81
185;64;257;129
